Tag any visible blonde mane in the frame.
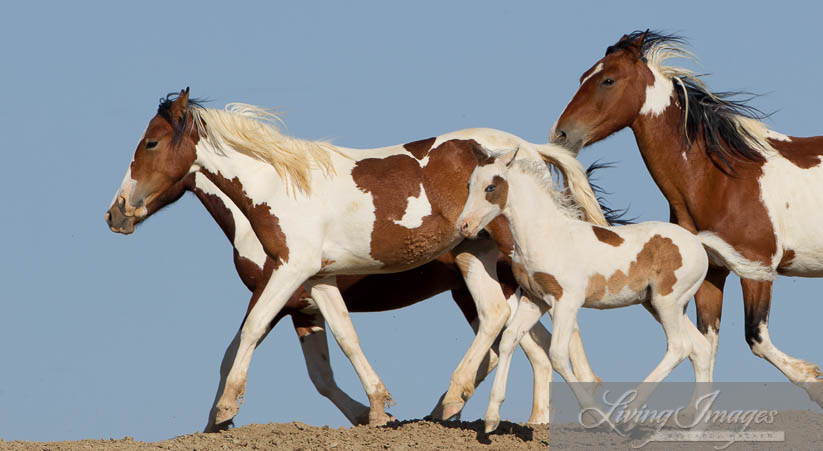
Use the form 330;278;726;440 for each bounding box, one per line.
512;159;584;220
529;144;609;226
191;104;348;196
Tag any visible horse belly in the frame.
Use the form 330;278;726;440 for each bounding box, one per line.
761;158;823;276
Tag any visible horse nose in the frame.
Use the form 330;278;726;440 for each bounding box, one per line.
459;220;471;237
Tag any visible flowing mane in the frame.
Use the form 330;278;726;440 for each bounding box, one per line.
165;97;348;196
610;31;778;171
512;159;584;220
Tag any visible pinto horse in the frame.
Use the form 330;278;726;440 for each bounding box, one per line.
457;149;711;432
551;30;823;404
106;163;601;431
106;89;608;429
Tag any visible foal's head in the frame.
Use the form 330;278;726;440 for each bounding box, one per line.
550;30;677;152
106;88;200;234
457;148;519;239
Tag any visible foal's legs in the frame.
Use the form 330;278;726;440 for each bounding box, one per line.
292;311;371;425
484;296;549;432
741;279;823;405
304;276;393;425
212;264;315;427
438;240;512;420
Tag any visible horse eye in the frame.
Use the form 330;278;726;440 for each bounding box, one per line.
485;184;496;193
601;78;615;87
145;140;158;150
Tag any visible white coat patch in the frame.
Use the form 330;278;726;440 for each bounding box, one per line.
394;184;431;228
639;65;674;117
580;63;603;86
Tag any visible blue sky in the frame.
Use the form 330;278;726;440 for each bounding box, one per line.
2;0;822;443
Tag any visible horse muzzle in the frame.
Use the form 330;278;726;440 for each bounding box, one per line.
105;195;142;234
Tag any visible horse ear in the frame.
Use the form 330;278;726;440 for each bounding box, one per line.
470;141;491;163
169;87;190;123
627;30;649;59
502;147;520;168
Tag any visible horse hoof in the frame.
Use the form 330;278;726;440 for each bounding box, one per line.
214;404;239;427
368;411;394;426
484;418;500;433
204;419;233;433
440;401;465;421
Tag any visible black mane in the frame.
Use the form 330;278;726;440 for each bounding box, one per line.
611;31;770;173
157;92;207;144
585;161;635;226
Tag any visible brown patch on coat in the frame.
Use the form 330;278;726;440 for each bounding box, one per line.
777;249;795;274
485;215;515;257
585;234;683;302
350;139;487;270
592;226;624;246
511;262;563;300
585;273;607;301
200;170;290;269
485;175;509;210
533;272;563;300
403;137;436;160
768;136;823;169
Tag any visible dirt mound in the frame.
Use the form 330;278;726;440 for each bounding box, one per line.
0;419;550;450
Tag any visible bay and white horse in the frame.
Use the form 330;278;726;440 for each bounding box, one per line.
106;160;601;431
106;89;606;428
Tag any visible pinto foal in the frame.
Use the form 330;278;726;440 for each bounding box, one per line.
457;149;713;432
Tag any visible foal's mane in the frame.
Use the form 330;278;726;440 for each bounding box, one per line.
163;95;348;196
512;159;584;221
611;31;774;172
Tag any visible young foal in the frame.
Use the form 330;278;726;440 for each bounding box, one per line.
457;149;712;432
106;89;608;428
106;168;600;431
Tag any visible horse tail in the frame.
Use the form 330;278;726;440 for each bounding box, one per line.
532;143;610;227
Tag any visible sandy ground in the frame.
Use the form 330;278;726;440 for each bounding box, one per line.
2;411;820;450
0;420;549;450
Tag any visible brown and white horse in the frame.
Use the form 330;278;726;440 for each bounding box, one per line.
106;89;608;429
106;161;600;432
457;149;711;432
551;30;823;404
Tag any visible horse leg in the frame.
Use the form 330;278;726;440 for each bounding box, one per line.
547;295;604;426
485;296;548;433
204;288;285;432
694;267;728;379
304;276;393;426
624;289;704;425
212;263;314;428
438;240;511;420
741;278;823;405
428;286;499;420
292;309;371;425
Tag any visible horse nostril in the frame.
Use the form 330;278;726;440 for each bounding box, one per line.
555;130;567;144
105;211;112;224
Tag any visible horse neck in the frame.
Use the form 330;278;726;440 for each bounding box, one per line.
193;140;295;217
629;102;720;211
503;169;571;260
189;171;247;245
